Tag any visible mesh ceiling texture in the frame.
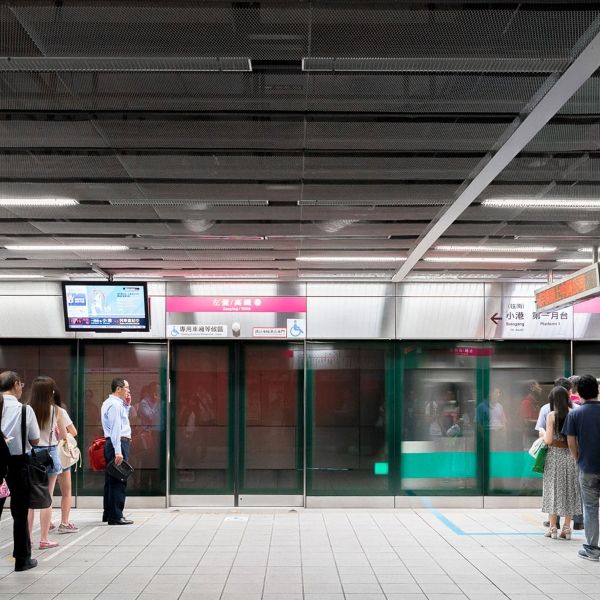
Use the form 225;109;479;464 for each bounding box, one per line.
0;1;599;279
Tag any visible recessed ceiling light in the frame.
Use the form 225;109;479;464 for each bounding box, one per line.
0;273;45;279
296;256;406;262
482;198;600;208
423;257;537;263
435;244;556;253
5;245;129;251
556;258;593;263
0;198;78;207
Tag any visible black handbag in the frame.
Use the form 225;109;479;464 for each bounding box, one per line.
20;406;52;509
106;459;134;483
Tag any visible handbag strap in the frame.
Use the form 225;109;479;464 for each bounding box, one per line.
49;405;54;446
21;404;26;456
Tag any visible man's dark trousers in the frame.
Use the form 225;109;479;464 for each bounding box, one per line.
6;456;31;563
103;438;130;521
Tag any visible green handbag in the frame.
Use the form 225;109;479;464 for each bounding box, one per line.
531;444;548;474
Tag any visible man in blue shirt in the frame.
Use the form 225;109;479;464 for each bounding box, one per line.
563;374;600;561
101;377;133;525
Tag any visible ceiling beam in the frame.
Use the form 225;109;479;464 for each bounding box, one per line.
392;29;600;283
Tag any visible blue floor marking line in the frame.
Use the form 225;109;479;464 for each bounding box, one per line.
426;506;584;537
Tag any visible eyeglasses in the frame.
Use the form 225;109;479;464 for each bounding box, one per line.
18;381;25;387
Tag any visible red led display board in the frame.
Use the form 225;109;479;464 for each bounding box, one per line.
536;264;600;312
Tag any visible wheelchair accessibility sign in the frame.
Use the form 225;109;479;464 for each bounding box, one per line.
287;318;305;339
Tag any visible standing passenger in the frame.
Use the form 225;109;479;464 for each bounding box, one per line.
101;377;133;525
0;371;40;571
28;376;67;549
541;386;581;539
52;388;79;533
563;375;600;561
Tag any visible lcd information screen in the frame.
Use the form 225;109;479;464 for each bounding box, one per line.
62;282;149;331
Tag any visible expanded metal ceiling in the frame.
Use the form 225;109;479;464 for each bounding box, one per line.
0;1;600;281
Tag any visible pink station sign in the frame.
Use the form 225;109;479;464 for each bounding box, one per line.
166;296;306;314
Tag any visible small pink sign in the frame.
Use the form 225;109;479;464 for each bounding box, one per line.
167;296;307;314
574;297;600;314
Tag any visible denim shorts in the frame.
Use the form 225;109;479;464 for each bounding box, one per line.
33;445;63;476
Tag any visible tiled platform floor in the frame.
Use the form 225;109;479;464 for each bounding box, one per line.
0;507;598;600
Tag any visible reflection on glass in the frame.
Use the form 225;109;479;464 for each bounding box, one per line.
402;344;477;493
171;344;230;492
308;343;390;495
80;342;165;496
243;344;303;493
488;343;569;494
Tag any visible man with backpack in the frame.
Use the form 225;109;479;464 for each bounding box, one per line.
101;377;133;525
0;371;41;571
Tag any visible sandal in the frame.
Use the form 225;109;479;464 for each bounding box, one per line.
544;527;558;539
560;526;572;540
39;540;59;549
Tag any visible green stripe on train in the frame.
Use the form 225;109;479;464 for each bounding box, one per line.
399;452;540;479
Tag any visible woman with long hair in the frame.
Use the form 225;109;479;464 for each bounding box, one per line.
50;388;78;534
542;386;582;539
28;376;67;549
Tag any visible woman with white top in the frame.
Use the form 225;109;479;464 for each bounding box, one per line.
51;389;78;534
28;376;67;549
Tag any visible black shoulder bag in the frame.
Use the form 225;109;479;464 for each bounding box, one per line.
20;405;52;509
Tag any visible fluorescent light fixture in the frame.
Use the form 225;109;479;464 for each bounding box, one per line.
0;198;78;207
407;273;501;280
556;258;593;263
296;256;406;263
0;273;45;279
299;272;391;279
424;257;537;263
435;244;556;253
577;247;600;253
5;244;128;251
482;198;600;208
186;274;278;280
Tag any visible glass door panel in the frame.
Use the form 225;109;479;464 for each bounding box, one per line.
170;343;232;494
400;342;480;495
487;342;570;495
240;343;303;495
79;341;167;496
307;342;393;496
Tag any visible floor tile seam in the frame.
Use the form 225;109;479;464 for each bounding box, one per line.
310;511;344;599
412;509;526;599
216;512;254;600
342;512;387;596
141;513;211;600
104;512;182;600
14;522;116;594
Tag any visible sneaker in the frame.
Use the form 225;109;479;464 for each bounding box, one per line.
49;523;56;531
57;523;78;534
578;548;600;561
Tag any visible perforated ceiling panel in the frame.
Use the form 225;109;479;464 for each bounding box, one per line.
0;1;599;281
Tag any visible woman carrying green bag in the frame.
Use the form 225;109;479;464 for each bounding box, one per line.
541;386;581;540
